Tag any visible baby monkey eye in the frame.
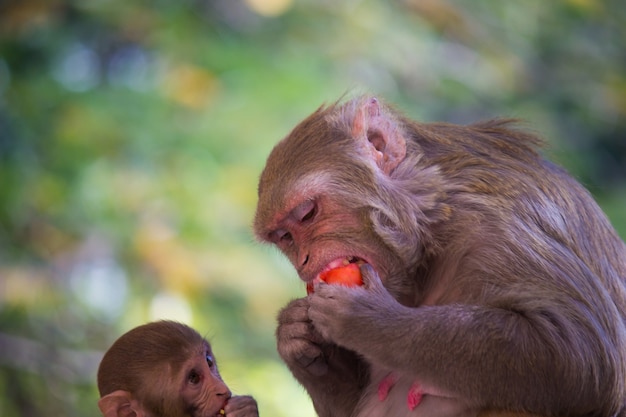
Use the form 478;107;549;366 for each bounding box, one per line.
188;370;201;385
206;354;214;367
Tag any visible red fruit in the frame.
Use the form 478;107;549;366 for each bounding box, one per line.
321;263;363;286
307;263;363;294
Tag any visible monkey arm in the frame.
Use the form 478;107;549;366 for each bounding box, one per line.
255;95;626;416
308;265;624;415
276;297;369;417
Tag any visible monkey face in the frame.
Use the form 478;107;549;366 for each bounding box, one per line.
178;342;231;417
254;116;416;298
98;322;245;417
255;176;408;299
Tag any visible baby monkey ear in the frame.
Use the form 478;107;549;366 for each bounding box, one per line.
98;390;145;417
351;97;407;175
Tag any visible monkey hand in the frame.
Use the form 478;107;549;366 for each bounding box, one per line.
278;297;370;416
223;395;258;417
308;264;401;350
276;297;330;377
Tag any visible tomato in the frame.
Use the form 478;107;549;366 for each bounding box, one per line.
307;263;363;294
321;263;363;286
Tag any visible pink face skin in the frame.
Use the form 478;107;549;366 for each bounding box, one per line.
262;194;382;284
179;342;231;417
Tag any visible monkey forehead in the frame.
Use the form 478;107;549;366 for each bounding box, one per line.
254;170;334;234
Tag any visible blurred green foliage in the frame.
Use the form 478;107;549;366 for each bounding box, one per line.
0;1;624;416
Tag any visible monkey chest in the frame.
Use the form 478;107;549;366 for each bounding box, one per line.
353;365;473;417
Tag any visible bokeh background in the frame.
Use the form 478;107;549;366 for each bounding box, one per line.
1;1;625;416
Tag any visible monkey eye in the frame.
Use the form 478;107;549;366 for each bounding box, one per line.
188;370;202;385
271;229;293;245
293;200;317;223
206;354;214;368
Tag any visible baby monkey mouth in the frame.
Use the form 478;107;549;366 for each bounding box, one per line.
216;398;229;416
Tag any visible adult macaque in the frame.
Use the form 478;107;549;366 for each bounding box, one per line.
97;320;259;417
254;96;626;416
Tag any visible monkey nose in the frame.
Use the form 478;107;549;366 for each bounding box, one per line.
299;253;309;267
217;387;232;398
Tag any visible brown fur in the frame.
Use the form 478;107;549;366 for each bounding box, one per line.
97;321;258;417
254;96;626;416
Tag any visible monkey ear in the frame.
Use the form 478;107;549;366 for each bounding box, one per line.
98;390;145;417
351;97;407;175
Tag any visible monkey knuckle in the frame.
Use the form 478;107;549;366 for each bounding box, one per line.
308;311;326;326
277;311;291;324
308;302;332;321
302;343;323;359
308;315;325;332
281;339;320;360
293;352;323;370
278;306;309;325
290;321;311;335
276;325;296;341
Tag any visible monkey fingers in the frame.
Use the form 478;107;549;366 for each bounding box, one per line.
359;264;400;309
277;297;310;324
276;298;325;345
279;336;328;376
280;321;326;348
307;285;356;343
223;395;259;417
359;264;389;295
277;321;328;374
299;354;329;377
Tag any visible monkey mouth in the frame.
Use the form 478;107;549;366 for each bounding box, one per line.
215;399;228;416
321;256;364;274
306;256;365;294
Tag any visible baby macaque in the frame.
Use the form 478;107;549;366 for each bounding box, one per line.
97;320;259;417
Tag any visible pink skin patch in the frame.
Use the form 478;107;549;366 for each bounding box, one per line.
407;382;424;411
377;372;399;401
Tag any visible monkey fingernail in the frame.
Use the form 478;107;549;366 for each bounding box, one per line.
219;409;225;415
